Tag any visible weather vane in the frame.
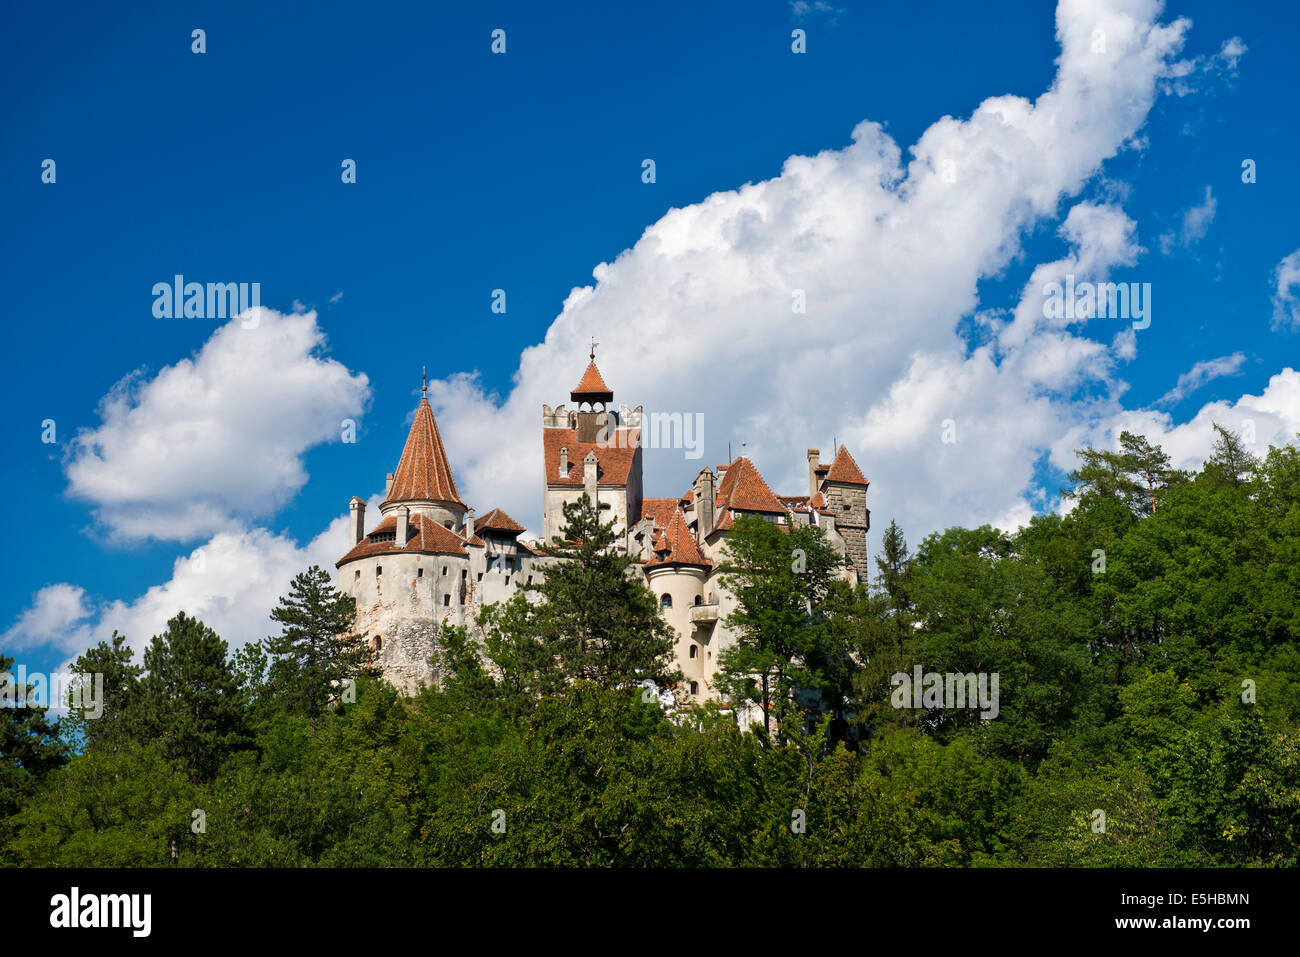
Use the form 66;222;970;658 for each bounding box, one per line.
590;336;598;361
421;365;427;399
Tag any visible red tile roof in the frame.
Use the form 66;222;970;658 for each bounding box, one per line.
571;360;613;401
543;427;640;487
337;511;478;565
716;457;786;514
637;496;682;529
823;446;868;485
383;399;465;507
473;507;526;535
647;508;710;569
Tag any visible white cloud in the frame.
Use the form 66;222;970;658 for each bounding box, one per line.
427;0;1214;543
0;584;94;656
1271;248;1300;331
3;496;379;667
64;308;370;543
1158;185;1216;253
1155;352;1246;407
1054;368;1300;478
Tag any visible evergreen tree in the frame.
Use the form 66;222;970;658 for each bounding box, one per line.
521;494;679;690
0;654;68;823
61;630;143;754
137;612;249;783
1203;422;1259;490
264;565;376;719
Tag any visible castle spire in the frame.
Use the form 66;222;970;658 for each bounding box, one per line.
382;395;464;507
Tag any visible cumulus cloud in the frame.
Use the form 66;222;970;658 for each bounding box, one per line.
0;584;95;656
3;496;377;667
1158;185;1216;253
1272;248;1300;331
1055;368;1300;476
1155;353;1246;407
427;0;1226;543
65;308;370;542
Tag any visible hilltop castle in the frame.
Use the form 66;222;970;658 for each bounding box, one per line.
336;357;870;697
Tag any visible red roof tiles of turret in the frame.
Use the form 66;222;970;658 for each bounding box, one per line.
716;457;786;514
383;399;464;507
823;445;868;485
571;360;613;400
647;508;710;569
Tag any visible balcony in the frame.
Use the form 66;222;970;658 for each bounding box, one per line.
690;602;719;624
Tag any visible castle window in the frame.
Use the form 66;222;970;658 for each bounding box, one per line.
694;595;703;605
477;573;483;582
443;594;450;606
505;576;511;586
374;635;382;651
689;645;697;659
376;566;382;576
527;576;533;585
442;566;447;576
417;567;424;578
354;569;360;583
689;681;699;695
661;594;672;609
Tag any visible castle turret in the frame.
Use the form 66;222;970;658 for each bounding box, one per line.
541;349;643;544
380;384;466;531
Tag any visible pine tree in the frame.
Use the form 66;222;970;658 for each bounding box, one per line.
137;612;249;783
62;630;143;753
1203;422;1259;490
264;565;376;719
0;654;68;822
525;494;679;691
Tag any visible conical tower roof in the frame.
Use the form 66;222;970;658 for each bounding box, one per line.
383;398;464;507
571;360;613;402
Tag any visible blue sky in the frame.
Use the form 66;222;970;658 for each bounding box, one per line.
3;0;1298;679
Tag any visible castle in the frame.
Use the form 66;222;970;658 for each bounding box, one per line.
336;356;870;698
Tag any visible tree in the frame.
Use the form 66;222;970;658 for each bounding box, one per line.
61;631;143;754
264;565;376;719
715;513;844;737
137;612;249;783
516;494;678;691
0;654;68;837
1065;430;1184;517
1202;422;1259;490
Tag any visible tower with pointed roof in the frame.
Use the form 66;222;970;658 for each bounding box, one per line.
335;377;543;694
540;350;644;546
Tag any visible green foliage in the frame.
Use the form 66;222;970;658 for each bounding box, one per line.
715;514;844;736
137;612;250;783
263;565;377;719
6;433;1300;868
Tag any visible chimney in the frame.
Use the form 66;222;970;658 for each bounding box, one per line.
396;506;409;548
385;472;395;499
349;497;366;544
559;446;569;477
807;449;820;499
465;507;476;539
693;468;716;539
583;450;598;499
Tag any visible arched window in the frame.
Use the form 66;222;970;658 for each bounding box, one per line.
694;595;703;605
374;635;383;651
689;645;697;659
661;593;673;609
